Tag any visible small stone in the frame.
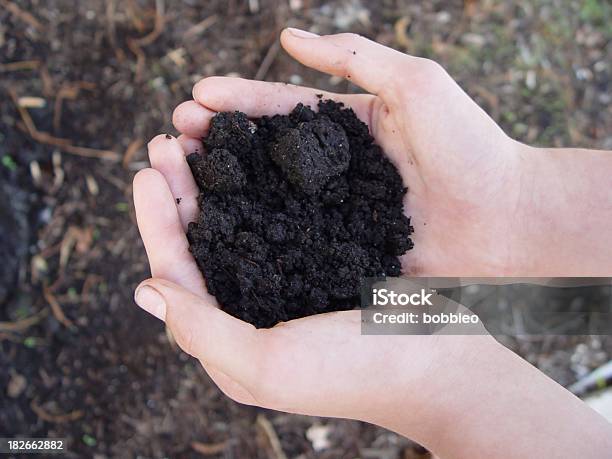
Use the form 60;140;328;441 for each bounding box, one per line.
7;372;27;398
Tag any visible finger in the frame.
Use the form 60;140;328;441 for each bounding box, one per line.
134;278;261;387
134;278;258;405
147;134;199;228
177;134;203;155
280;29;412;97
193;76;376;128
133;168;208;298
172;100;216;138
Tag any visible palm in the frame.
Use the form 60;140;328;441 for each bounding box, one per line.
358;69;521;276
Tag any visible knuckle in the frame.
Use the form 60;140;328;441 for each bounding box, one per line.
336;31;369;48
419;58;445;76
340;32;364;43
393;58;449;102
331;33;367;74
412;58;447;84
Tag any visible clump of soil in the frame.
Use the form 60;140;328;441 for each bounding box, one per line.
187;100;413;328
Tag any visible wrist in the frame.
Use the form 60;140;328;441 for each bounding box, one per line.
510;143;612;276
377;334;612;458
505;141;547;276
364;335;503;450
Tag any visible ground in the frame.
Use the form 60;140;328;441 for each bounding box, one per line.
0;0;610;458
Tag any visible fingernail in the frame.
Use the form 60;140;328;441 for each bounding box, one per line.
286;27;319;39
135;285;166;321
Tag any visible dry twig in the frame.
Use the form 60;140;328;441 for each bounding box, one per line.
30;400;83;423
0;0;45;31
184;15;218;40
126;39;146;83
39;66;54;96
254;39;281;81
53;82;96;133
127;0;165;82
18;96;46;108
105;0;118;49
256;415;288;459
0;60;40;72
122;138;144;168
394;16;412;50
59;225;94;271
191;441;227;455
126;0;146;32
43;284;75;330
81;274;103;304
131;0;165;47
8;88;120;161
0;309;48;333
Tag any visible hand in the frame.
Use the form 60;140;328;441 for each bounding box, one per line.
133;30;612;457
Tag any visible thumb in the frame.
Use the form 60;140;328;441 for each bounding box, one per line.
134;278;262;385
280;28;412;97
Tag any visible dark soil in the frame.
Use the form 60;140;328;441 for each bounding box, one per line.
187;100;413;328
0;185;23;304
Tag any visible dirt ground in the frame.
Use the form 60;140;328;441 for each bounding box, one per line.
1;0;610;458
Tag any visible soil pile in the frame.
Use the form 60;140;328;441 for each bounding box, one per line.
187;100;413;328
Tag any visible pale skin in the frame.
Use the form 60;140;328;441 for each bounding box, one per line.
133;29;612;458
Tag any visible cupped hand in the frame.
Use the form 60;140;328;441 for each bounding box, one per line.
132;29;524;443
